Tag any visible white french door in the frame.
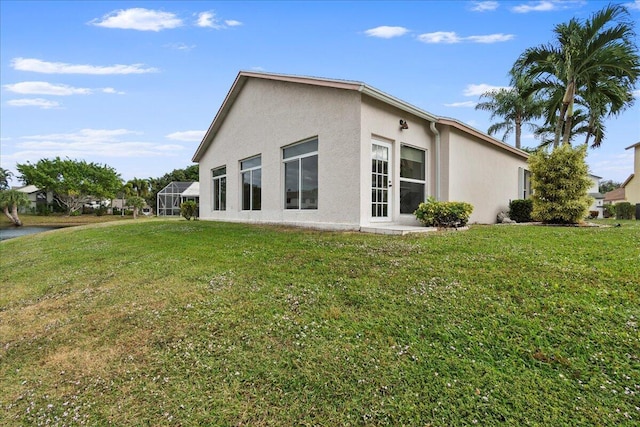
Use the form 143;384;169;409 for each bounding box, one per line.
371;141;392;221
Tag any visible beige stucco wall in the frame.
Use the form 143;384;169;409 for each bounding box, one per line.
198;78;363;229
359;96;436;226
625;146;640;205
444;126;528;224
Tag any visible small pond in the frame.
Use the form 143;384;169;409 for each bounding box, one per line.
0;226;64;241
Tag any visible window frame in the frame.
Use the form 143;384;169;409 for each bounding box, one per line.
283;138;318;210
399;144;426;214
211;166;226;211
240;155;262;211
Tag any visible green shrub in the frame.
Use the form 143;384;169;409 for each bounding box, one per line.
508;199;533;223
414;197;473;227
528;144;593;224
603;204;615;218
615;202;635;220
180;201;198;221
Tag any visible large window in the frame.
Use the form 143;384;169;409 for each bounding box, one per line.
519;168;532;199
283;138;318;210
400;145;426;214
212;166;226;211
241;156;261;210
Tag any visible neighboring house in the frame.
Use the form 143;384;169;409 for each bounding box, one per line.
623;142;640;205
157;182;200;216
587;174;604;218
603;187;626;205
192;71;531;230
14;185;52;213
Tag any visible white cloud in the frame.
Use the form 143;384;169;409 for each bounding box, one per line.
11;58;157;75
4;81;92;96
418;32;513;44
197;11;218;28
471;1;499;11
444;101;477;107
165;130;205;142
165;42;196;51
196;11;242;29
14;129;183;159
101;87;125;95
418;31;460;44
633;89;640;98
626;1;640;11
463;83;511;96
466;33;514;43
364;26;409;39
6;98;60;109
511;1;557;13
91;8;182;31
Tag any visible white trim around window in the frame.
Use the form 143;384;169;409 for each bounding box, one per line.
283;138;318;210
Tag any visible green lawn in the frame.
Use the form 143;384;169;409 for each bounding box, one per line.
1;220;638;426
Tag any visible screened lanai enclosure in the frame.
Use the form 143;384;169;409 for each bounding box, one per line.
156;182;200;216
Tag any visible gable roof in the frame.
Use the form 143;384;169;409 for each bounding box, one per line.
192;71;528;162
622;173;635;188
625;141;640;150
15;185;39;194
604;187;626;202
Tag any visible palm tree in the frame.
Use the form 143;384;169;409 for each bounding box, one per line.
0;167;12;191
475;72;544;149
514;4;639;148
124;178;151;198
0;189;30;226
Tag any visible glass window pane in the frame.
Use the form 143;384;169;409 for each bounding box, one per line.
220;177;226;211
212;166;226;178
400;146;425;180
301;155;318;209
285;160;299;209
283;139;318;159
242;171;251;210
213;179;220;210
400;181;425;214
252;169;262;210
241;156;261;170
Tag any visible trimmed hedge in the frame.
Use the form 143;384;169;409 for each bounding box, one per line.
615;202;635;220
414;197;473;228
509;199;533;223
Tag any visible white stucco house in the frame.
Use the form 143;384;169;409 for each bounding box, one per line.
14;184;52;213
192;71;531;230
587;174;604;219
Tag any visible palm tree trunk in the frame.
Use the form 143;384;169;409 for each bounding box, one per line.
515;114;522;149
10;204;23;226
553;103;567;148
3;206;22;226
561;81;575;146
563;112;574;146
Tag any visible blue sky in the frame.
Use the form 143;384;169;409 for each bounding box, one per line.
1;0;639;186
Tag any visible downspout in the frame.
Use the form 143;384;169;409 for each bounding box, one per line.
430;121;441;201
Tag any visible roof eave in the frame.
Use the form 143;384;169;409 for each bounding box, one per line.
437;117;529;160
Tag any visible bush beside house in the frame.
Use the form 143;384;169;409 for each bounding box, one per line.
508;199;533;223
414;198;473;228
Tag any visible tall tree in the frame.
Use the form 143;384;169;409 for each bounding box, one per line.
0;189;30;226
475;72;544;149
514;4;639;148
17;157;122;215
124;178;151;198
